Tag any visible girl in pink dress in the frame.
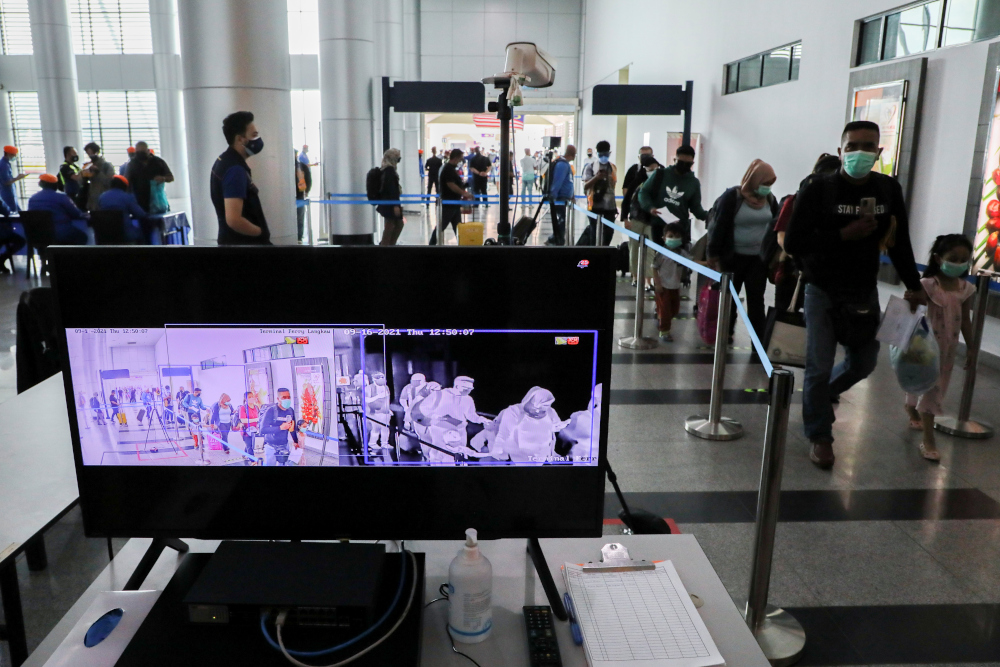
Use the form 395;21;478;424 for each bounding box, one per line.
904;234;975;461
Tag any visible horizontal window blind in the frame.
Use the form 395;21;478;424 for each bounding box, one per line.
70;0;152;54
7;92;44;208
78;90;160;165
0;0;31;54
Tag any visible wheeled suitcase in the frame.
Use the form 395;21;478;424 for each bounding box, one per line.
457;221;484;246
697;283;720;345
137;408;146;422
512;198;545;245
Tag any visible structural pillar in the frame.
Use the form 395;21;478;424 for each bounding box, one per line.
149;0;190;217
177;0;295;244
320;0;376;243
402;0;421;196
375;0;405;165
28;0;82;175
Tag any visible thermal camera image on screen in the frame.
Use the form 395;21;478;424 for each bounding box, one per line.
64;327;600;467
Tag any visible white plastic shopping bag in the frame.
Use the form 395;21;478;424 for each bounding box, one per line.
889;315;940;395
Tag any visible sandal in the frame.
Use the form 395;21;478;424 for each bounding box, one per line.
919;443;941;462
904;406;922;430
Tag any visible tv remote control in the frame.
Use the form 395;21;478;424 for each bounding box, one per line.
523;605;563;666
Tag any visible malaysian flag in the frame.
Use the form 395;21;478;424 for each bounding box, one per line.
473;113;524;130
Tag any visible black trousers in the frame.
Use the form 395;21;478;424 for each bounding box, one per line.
430;205;462;245
427;176;438;195
723;253;768;341
549;204;566;244
472;179;488;205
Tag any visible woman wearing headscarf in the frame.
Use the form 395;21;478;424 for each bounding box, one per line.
707;159;779;345
376;148;405;246
488;387;570;464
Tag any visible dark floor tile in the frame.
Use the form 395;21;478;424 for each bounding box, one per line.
611;388;797;405
782;606;865;666
604;491;756;523
813;603;1000;664
612;353;753;365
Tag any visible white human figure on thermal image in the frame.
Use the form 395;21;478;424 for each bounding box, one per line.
489;387;569;464
410;376;490;464
399;373;426;430
365;371;391;451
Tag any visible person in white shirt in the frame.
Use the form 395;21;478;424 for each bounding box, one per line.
519;148;537;211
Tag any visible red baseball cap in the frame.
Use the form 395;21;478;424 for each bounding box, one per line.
126;146;136;154
39;174;57;184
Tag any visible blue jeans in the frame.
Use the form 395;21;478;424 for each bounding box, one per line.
802;284;880;442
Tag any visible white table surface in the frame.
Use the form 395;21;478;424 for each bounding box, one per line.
25;535;769;667
0;374;79;566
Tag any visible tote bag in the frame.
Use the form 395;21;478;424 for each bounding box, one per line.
766;276;807;368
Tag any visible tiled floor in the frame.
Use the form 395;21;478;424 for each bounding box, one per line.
4;206;1000;665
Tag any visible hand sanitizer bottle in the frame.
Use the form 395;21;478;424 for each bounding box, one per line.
448;528;493;643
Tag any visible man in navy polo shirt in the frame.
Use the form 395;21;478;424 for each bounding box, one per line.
211;110;271;245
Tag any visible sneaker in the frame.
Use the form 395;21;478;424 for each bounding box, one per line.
809;440;835;469
659;332;673;342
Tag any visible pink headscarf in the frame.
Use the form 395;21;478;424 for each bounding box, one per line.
740;159;776;210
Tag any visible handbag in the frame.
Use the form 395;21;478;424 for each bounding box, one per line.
831;296;881;348
149;180;170;215
766;276;807;368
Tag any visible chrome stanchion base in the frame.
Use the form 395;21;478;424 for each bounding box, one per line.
685;416;743;441
618;335;658;350
748;605;806;667
934;417;994;439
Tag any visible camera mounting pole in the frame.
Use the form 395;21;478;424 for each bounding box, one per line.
486;76;513;245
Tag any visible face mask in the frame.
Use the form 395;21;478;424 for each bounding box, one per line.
674;161;692;174
940;261;969;278
665;238;683;249
598;155;610;165
244;136;264;156
842;150;878;179
756;185;772;197
279;398;291;409
587;153;593;158
69;155;79;163
646;168;657;175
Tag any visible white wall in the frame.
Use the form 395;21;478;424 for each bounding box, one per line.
579;0;1000;259
420;0;581;99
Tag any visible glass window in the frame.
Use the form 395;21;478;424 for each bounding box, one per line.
78;91;160;166
943;0;978;45
290;90;322;164
287;0;319;55
790;43;802;80
762;46;791;87
883;1;941;59
858;17;883;64
726;64;739;94
7;92;44;208
0;0;31;54
737;56;762;91
70;0;152;55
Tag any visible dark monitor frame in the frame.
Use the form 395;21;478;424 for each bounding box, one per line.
49;246;615;541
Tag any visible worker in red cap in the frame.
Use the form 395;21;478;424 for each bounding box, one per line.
0;146;24;272
119;146;135;176
97;174;147;243
0;145;26;212
27;173;88;246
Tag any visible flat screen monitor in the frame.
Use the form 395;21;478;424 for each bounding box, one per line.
50;246;615;540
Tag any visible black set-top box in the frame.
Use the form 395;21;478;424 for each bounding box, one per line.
183;541;385;630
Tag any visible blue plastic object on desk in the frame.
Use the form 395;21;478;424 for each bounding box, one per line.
84;608;124;647
563;592;583;646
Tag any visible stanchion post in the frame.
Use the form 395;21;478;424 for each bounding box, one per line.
744;368;805;667
936;270;995;438
618;232;657;350
436;196;444;246
685;272;743;440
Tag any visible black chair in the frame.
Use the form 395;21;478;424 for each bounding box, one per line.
18;210;56;278
90;209;131;245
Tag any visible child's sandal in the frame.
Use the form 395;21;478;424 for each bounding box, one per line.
919;443;941;462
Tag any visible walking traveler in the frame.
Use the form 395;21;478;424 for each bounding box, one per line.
425;147;442;197
376;148;405;246
544;145;576;246
580;140;617;246
430;149;473;245
212;111;271;245
638;145;707;246
126;141;173;212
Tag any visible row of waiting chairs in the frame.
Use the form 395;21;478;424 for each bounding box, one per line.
16;210;134;277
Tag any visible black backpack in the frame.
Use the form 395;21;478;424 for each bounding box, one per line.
365;167;383;202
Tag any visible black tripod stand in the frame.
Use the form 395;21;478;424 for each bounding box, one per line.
142;405;180;455
606;459;671;534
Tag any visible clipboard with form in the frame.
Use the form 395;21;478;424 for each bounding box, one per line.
563;560;725;667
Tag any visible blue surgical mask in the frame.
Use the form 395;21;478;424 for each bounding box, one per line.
755;185;771;197
244;136;264;156
940;261;969;278
665;238;683;249
842;150;878;179
598;155;610;165
279;398;291;409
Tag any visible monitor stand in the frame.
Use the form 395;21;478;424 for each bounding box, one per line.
123;538;189;590
527;537;568;621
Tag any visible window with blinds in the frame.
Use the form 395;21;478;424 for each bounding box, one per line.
287;0;319;55
0;0;32;54
78;91;161;165
7;92;44;209
70;0;152;55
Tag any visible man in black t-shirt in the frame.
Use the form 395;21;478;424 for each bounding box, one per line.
430;148;472;245
784;120;927;469
126;141;173;212
425;147;443;196
469;147;491;209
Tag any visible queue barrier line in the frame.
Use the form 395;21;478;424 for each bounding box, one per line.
573;203;772;378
